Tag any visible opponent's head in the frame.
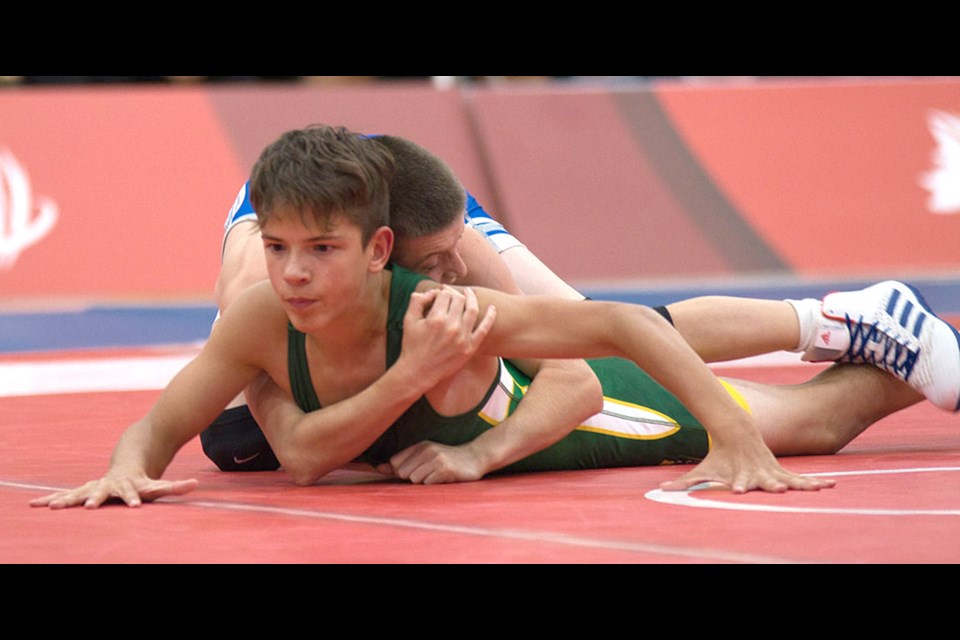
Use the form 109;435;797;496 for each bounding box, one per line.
249;124;395;246
373;134;468;283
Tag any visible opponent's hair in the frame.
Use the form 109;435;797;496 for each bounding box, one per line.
372;134;466;239
249;124;395;244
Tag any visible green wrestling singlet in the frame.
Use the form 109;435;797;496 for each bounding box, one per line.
286;265;750;473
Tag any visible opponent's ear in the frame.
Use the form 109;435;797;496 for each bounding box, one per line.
368;225;394;271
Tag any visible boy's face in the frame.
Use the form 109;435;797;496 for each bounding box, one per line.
260;207;389;333
391;219;468;284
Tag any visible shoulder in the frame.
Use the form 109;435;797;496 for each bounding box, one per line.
458;226;522;293
214;280;287;340
202;281;289;377
232;279;282;312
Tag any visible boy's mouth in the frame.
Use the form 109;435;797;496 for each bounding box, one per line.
285;297;315;310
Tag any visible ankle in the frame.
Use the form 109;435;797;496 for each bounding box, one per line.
786;298;850;361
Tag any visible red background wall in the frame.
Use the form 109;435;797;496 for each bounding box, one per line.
1;77;957;302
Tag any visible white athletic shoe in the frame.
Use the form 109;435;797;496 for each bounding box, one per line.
821;280;960;412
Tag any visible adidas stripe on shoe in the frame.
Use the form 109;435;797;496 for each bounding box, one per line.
821;280;960;412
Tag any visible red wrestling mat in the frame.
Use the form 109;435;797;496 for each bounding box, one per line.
3;364;959;564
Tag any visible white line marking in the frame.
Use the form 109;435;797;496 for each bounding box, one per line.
3;479;805;564
0;355;195;397
645;467;960;515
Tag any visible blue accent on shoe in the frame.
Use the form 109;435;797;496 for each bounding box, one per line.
886;289;900;315
905;282;960;411
913;313;926;338
843;319;918;382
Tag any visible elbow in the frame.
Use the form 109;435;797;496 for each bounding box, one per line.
275;444;334;487
606;303;680;355
215;271;268;314
277;448;315;485
250;409;340;486
621;303;675;334
289;471;320;487
567;360;604;419
284;459;333;487
583;369;604;417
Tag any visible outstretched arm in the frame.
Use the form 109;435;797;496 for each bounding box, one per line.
30;328;262;509
471;289;833;493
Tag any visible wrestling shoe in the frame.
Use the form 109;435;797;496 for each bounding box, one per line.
821;280;960;412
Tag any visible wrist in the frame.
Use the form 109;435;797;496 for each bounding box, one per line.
462;439;498;476
385;356;437;401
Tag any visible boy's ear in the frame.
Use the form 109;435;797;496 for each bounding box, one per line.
368;225;394;271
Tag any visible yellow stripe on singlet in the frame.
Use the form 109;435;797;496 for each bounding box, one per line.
477;360;528;426
576;396;682;440
478;361;752;444
720;378;752;413
579;380;752;440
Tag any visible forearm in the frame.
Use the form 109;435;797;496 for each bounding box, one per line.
105;420;174;480
269;359;439;485
480;293;766;451
462;359;602;475
609;304;765;448
109;357;244;479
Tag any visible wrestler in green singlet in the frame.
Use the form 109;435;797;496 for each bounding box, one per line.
288;265;739;474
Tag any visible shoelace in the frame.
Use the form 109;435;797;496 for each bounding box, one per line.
842;315;920;382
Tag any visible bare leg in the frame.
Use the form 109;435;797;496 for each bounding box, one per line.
724;363;923;456
667;296;801;363
496;251;815;365
492;244;812;366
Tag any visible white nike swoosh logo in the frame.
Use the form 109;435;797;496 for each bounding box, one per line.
233;452;262;464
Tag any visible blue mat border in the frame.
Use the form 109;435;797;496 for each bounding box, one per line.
3;276;959;355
